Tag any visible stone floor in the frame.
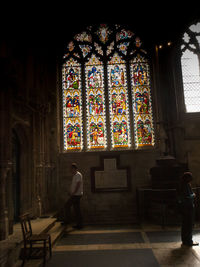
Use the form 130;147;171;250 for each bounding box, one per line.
16;224;200;267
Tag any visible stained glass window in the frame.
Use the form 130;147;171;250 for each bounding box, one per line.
181;22;200;113
62;58;83;150
85;54;107;149
130;55;155;148
62;24;155;151
108;53;131;148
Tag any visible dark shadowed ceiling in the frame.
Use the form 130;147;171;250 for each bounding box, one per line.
1;3;199;52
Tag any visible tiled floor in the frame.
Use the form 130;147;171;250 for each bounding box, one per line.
46;225;200;267
21;224;200;267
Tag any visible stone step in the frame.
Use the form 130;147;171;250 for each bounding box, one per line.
48;221;66;245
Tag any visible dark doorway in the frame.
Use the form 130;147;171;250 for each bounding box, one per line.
12;131;20;222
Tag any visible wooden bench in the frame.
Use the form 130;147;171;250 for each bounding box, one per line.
20;213;52;266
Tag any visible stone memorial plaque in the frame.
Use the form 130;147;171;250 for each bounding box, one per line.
95;169;127;189
92;157;130;192
104;158;116;171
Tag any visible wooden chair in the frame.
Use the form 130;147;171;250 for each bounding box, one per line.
20;213;52;266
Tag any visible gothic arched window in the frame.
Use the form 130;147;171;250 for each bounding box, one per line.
181;21;200;113
62;24;155;151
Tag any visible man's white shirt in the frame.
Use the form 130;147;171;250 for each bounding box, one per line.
70;171;83;196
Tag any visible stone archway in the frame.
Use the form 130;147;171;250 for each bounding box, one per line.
11;123;34;223
5;124;33;234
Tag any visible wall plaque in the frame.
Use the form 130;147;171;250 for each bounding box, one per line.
91;156;131;192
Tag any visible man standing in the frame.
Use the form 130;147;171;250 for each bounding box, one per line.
179;172;199;246
64;163;83;229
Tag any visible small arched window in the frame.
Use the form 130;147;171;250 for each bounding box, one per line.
181;21;200;113
62;24;155;151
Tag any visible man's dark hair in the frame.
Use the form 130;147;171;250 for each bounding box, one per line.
71;163;78;170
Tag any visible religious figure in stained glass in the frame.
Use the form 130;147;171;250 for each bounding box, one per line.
110;65;125;87
134;88;150;114
65;119;81;149
89;117;105;148
88;66;103;88
132;63;149;86
88;89;104;115
65;67;80;89
65;90;81;118
113;116;128;146
111;89;127;115
96;24;111;43
136;116;153;145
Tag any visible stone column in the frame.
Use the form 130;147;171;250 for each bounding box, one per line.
0;78;12;240
33;104;49;216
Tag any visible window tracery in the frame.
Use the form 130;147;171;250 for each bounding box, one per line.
181;21;200;113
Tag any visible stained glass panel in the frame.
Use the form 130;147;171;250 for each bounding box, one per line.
130;55;155;148
67;41;74;52
96;24;111;43
85;54;107;149
108;53;131;148
74;32;92;42
79;44;92;58
94;42;103;56
117;42;130;55
62;58;83;150
107;41;114;56
116;29;134;41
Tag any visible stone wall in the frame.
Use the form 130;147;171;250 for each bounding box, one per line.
57;150;159;224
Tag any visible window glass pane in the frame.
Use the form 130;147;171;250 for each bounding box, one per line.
181;50;200;112
130;55;155;148
62;58;83;150
85;54;107;149
181;22;200;113
107;53;131;148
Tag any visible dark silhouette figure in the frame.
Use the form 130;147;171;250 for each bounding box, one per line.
179;172;199;246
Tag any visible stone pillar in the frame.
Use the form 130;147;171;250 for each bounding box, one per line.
33;104;50;216
0;78;12;240
0;164;11;240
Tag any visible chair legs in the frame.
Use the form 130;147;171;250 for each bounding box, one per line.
49;235;52;257
21;244;27;267
21;255;26;267
29;242;32;259
22;237;52;266
42;237;52;266
43;240;46;266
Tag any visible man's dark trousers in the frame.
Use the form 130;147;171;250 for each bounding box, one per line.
181;202;194;245
64;195;82;227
